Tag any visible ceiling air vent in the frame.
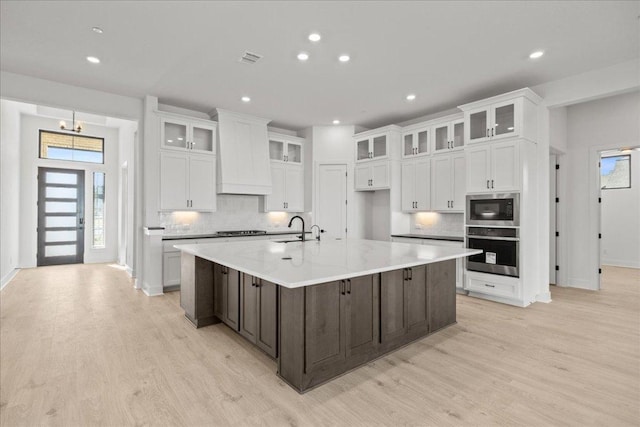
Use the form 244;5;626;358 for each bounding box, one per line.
239;51;263;65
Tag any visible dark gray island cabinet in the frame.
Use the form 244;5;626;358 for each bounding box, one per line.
176;239;480;393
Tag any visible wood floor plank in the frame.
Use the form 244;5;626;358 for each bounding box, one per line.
1;263;638;426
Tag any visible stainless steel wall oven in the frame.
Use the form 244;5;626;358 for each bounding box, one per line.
466;227;519;277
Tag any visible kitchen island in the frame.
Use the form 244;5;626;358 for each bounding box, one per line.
176;238;481;392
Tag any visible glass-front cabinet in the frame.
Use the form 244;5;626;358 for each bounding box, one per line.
465;98;521;144
268;132;303;164
355;134;388;162
432;117;465;154
402;126;429;158
160;114;216;154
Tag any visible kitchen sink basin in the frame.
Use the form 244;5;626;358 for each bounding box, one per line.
275;239;307;243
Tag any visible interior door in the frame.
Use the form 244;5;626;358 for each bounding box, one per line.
37;167;85;266
317;164;347;240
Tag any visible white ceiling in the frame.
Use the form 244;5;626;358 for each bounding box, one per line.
1;1;638;131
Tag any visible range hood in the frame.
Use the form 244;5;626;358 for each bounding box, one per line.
214;109;273;195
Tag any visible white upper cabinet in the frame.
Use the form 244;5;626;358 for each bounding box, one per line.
268;132;303;164
459;88;542;145
401;125;430;158
355;134;388;162
431;152;465;212
160;151;216;211
432;117;464;153
401;157;430;212
159;113;217;154
466;140;519;193
263;163;304;212
355;160;390;191
214;109;272;195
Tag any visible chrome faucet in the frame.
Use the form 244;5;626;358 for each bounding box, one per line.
310;225;322;241
288;215;305;241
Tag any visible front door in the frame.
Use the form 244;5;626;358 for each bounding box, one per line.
37;167;85;266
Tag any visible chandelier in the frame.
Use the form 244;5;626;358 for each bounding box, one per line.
59;111;82;133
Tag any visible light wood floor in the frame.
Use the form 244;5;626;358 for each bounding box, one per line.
1;264;638;426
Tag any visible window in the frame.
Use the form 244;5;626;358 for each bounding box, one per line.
601;155;631;189
40;130;104;164
93;172;105;248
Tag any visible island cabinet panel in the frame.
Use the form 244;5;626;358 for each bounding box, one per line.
381;266;429;345
346;275;380;358
212;263;240;330
428;260;456;333
304;280;346;371
239;274;278;358
180;254;218;328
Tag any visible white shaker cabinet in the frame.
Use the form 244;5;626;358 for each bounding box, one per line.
355;133;390;162
160;151;216;211
355;160;390;191
401;125;430;158
401;157;430;212
264;163;304;212
160;114;217;154
459;88;542;145
432;118;465;153
431;152;465;211
466;140;519;193
268;132;303;164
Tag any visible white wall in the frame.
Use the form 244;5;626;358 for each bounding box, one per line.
601;151;640;268
549;107;567;153
0;100;36;288
18;115;120;267
563;90;640;289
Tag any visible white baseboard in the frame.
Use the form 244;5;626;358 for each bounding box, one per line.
0;269;19;291
602;259;640;269
536;291;552;303
564;277;596;290
142;280;163;296
134;278;141;290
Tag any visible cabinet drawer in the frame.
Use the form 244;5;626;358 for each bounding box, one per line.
465;273;520;299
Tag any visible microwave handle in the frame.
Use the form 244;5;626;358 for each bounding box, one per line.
467;235;519;242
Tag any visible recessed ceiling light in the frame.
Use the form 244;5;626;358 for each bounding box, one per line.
338;54;350;62
92;27;103;34
297;52;309;61
308;33;321;42
241;96;251;103
529;50;544;59
406;94;416;101
333;120;340;125
86;56;100;64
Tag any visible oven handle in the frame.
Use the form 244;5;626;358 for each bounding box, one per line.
466;236;520;242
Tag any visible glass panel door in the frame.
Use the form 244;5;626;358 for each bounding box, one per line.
494;104;515;136
453;121;465;148
357;139;370;161
163;121;188;149
403;133;414;156
469;109;488;141
372;135;386;158
192;126;214;152
434;125;449;151
286;143;302;163
269;140;284;161
417;130;429;154
37;167;85;266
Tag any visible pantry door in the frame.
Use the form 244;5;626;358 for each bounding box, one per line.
37;167;85;266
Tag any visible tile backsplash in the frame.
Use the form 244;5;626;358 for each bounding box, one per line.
411;212;464;236
159;194;311;235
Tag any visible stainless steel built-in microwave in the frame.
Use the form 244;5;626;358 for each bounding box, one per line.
466;193;520;226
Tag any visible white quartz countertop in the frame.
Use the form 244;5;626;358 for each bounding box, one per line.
175;238;482;289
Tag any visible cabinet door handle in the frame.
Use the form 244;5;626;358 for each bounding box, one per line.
451;200;454;209
340;280;345;295
491;179;494;189
408;268;413;281
486;180;490;189
484;284;495;288
486;128;489;138
403;268;409;281
347;279;351;294
491;128;495;137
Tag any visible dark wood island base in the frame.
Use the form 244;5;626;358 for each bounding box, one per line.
180;252;457;393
